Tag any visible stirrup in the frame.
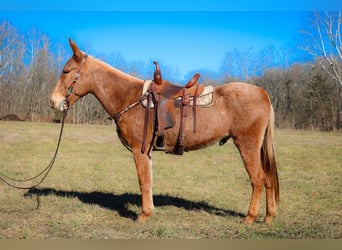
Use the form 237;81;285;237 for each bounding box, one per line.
153;136;166;151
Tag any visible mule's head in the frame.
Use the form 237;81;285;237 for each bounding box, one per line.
50;38;91;112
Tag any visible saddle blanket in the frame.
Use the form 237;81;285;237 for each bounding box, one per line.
142;80;214;108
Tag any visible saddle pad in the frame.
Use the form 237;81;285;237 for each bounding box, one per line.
141;81;214;108
142;80;154;108
196;85;213;106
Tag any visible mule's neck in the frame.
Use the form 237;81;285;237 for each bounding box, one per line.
89;57;145;118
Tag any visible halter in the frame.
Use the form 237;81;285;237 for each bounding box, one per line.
63;54;88;108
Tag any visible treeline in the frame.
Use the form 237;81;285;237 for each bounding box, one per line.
0;20;110;124
254;62;340;130
0;12;341;130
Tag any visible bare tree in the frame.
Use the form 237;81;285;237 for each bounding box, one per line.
301;11;342;129
0;20;26;117
220;48;252;81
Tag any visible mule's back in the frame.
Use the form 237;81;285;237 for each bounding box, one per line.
214;82;271;126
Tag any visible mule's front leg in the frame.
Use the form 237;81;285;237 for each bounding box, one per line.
132;148;154;222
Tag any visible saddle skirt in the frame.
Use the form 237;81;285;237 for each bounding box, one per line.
141;80;214;108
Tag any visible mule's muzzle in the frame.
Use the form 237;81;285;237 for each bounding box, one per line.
50;98;69;112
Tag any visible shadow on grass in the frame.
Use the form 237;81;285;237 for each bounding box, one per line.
25;188;245;221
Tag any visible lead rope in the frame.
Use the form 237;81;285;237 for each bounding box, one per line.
0;111;67;190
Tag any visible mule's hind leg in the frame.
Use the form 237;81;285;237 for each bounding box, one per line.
264;183;276;224
132;148;154;222
234;138;265;224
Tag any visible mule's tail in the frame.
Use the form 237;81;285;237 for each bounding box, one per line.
261;105;279;203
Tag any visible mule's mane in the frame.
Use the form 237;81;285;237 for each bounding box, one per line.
91;56;144;84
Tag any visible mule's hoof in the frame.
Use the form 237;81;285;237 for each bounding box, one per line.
136;212;152;223
263;215;273;225
243;215;256;225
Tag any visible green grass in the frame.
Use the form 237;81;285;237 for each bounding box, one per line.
0;121;341;239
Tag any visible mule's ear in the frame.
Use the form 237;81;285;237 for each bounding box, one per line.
68;38;83;58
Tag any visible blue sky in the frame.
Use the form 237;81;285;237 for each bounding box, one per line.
1;1;341;79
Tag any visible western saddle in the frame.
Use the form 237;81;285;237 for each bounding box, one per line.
142;61;204;155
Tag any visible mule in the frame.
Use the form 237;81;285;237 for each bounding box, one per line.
50;39;279;224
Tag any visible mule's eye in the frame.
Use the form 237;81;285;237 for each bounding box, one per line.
63;70;70;74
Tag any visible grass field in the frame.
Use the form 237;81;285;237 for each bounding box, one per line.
0;121;341;239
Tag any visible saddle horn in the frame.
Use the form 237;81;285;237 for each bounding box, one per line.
153;61;162;85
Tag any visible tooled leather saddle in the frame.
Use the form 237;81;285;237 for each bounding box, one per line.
142;61;204;155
